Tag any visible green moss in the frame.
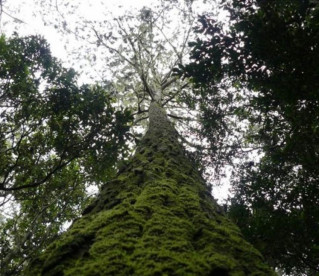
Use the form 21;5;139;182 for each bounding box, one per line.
25;103;274;275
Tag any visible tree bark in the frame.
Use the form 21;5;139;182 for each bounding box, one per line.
26;102;274;275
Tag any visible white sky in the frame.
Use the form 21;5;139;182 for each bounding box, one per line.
1;0;161;61
0;0;231;202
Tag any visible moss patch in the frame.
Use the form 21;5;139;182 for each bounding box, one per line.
26;103;274;275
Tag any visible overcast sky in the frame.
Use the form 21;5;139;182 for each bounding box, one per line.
1;1;161;61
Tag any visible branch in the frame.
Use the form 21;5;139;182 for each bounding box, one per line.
1;156;77;192
140;73;154;100
2;9;25;24
162;82;188;107
167;113;187;121
134;116;149;125
161;76;178;90
92;27;135;67
131;109;148;117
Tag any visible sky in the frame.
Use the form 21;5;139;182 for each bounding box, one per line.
1;0;225;62
1;0;157;58
0;0;231;202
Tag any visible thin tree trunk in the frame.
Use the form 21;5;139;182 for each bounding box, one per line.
26;102;274;275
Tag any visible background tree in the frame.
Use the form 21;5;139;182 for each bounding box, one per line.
181;0;319;274
0;34;132;275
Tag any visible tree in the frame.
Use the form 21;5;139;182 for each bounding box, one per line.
0;1;275;274
0;34;132;275
0;3;274;274
25;101;273;275
181;0;319;274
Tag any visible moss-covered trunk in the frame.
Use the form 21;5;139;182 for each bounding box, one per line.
26;102;273;275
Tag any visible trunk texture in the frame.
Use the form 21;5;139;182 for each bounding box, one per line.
26;102;273;275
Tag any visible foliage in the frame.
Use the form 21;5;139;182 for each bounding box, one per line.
0;34;132;275
181;0;319;274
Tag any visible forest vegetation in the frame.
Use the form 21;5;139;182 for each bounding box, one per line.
0;0;318;275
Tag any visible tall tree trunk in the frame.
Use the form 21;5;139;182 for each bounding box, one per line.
26;102;273;275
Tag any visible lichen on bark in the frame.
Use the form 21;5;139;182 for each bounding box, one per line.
26;102;274;275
